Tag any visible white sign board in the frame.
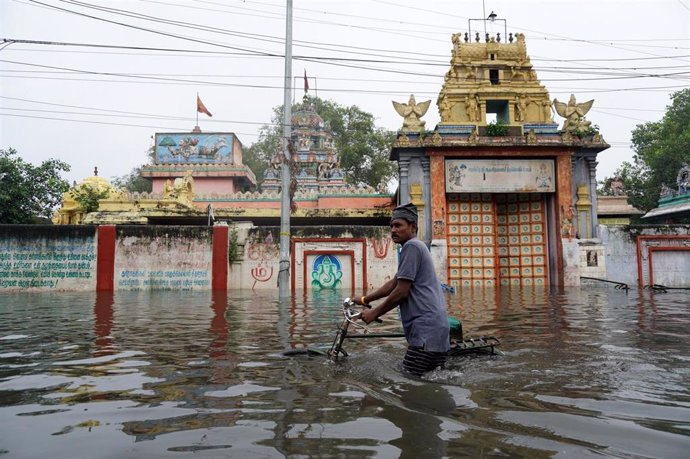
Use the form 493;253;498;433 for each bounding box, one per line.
446;159;555;193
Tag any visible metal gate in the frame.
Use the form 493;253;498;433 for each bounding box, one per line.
447;193;548;287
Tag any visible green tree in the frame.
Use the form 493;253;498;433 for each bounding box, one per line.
69;183;111;213
0;148;71;224
111;166;152;193
110;146;153;193
244;96;397;189
598;160;651;208
600;88;690;211
244;123;280;185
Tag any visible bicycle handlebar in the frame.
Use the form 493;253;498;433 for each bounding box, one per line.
342;297;382;325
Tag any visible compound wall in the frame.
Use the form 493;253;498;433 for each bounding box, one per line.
0;224;399;293
3;224;686;292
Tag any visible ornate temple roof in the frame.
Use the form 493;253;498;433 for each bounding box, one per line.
390;33;610;158
437;32;553;127
262;96;346;192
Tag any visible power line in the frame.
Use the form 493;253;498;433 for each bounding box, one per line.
3;63;688;92
0;112;261;138
27;0;283;57
22;0;690;66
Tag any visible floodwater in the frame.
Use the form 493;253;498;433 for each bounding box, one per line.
0;287;688;459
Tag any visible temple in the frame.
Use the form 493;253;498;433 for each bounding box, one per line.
53;31;614;289
390;32;609;287
54;97;392;226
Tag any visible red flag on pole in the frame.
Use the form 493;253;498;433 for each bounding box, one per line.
303;70;309;93
197;95;213;117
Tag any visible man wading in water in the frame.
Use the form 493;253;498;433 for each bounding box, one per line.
354;203;450;376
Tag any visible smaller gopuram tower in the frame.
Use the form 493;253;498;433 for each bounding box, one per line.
390;31;609;288
262;96;345;192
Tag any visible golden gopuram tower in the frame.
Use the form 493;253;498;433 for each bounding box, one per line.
438;32;555;127
390;32;609;288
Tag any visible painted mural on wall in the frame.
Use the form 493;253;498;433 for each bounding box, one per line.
446;159;555;193
155;133;234;164
311;254;344;290
292;240;366;292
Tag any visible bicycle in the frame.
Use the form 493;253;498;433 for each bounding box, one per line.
327;297;501;361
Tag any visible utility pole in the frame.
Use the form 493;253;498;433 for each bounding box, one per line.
278;0;293;298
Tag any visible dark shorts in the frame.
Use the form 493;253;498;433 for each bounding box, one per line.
402;346;448;376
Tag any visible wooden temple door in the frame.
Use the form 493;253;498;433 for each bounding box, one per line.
446;193;549;287
495;194;548;286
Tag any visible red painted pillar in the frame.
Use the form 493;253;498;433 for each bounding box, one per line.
212;225;229;290
96;225;116;291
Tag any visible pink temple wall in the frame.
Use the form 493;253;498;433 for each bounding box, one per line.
151;178;236;195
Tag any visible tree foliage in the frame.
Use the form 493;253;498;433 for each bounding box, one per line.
0;148;71;224
110;146;153;193
244;96;397;189
600;88;690;211
69;184;111;213
111;166;152;193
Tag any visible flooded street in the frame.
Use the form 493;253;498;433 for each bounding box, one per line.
1;287;688;458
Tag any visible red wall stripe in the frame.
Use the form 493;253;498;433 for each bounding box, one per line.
96;225;116;291
212;226;229;290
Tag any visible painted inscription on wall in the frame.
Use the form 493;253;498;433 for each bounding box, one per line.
446;159;555;193
114;234;212;291
246;234;279;290
0;239;96;291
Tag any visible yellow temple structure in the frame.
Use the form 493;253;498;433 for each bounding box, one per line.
389;32;608;287
54;97;393;227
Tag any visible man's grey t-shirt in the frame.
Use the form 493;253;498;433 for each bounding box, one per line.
396;237;450;352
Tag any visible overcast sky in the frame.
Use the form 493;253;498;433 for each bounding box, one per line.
1;0;689;187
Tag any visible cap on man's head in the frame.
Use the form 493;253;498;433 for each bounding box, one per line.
391;202;418;224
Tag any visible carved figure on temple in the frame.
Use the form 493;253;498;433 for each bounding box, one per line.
676;164;689;193
163;179;174;198
609;176;625;196
660;183;674;197
318;162;334;179
553;94;594;133
439;96;452;121
171;172;194;204
270;150;282;170
541;99;553;122
515;94;529;121
466;65;477;81
393;94;431;132
451;33;461;46
510;60;528;81
465;93;479;122
444;66;458;83
298;134;311;151
560;206;574;240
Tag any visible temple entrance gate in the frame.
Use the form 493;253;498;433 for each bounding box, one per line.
447;193;549;287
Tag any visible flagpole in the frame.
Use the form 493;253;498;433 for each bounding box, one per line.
196;92;199;127
278;0;293;299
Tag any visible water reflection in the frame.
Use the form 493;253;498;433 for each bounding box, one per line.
93;291;113;356
0;287;688;458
